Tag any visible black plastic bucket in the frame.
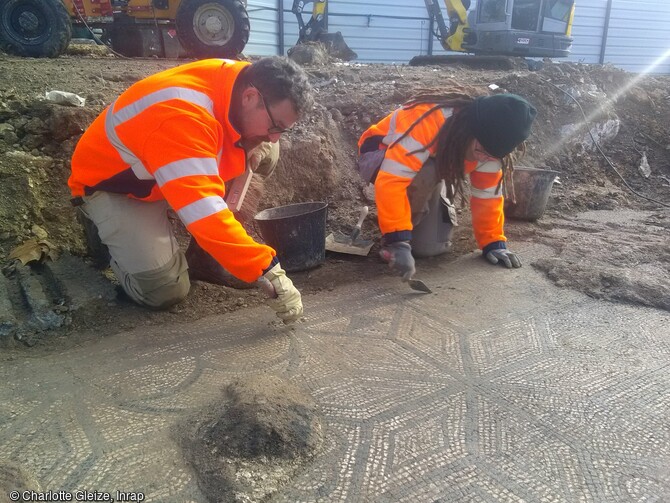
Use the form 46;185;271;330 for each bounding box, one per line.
254;202;328;272
504;167;559;221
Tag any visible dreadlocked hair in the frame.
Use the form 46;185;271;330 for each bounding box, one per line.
388;88;477;202
501;143;526;205
388;86;524;204
388;85;481;149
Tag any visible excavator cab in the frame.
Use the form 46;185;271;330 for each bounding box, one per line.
440;0;575;58
460;0;575;57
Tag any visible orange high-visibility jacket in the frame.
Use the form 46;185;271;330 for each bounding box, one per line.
69;59;276;283
358;103;506;249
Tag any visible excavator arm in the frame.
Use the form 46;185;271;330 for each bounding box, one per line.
290;0;357;60
444;0;471;51
292;0;328;43
423;0;471;52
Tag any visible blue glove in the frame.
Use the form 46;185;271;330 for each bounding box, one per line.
380;241;416;281
485;248;522;268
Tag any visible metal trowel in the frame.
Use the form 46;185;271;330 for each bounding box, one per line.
407;277;432;293
325;206;374;256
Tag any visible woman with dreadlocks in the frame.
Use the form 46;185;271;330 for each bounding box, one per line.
357;91;537;282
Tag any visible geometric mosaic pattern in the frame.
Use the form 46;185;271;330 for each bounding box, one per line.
1;244;669;502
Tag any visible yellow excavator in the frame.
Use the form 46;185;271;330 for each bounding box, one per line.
292;0;576;60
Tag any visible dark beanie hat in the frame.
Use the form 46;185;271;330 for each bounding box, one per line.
473;94;537;158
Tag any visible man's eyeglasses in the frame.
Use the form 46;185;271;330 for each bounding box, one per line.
253;85;290;135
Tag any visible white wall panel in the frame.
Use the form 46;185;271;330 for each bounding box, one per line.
567;1;609;64
279;0;433;62
246;0;281;55
603;0;670;73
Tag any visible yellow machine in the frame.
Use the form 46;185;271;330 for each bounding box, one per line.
0;0;574;59
0;0;250;58
293;0;576;59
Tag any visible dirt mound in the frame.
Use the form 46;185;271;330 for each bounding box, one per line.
180;375;323;502
494;62;670;211
507;210;670;312
0;94;98;258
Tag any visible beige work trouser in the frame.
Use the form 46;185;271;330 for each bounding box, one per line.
79;142;279;310
79;192;190;310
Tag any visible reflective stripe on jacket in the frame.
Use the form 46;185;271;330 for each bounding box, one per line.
358;103;506;249
69;59;276;282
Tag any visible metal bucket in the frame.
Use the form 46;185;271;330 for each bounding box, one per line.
504;167;559;221
254;202;328;272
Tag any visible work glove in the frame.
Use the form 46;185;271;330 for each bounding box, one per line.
258;263;303;323
485;247;522;269
380;241;416;282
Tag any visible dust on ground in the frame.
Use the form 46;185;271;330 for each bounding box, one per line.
0;46;669;353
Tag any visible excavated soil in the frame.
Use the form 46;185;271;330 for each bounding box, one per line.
179;375;323;502
0;45;669;351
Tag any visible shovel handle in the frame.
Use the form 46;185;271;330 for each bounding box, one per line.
355;206;369;230
350;206;369;242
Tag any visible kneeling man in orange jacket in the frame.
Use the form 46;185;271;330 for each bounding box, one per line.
69;57;314;323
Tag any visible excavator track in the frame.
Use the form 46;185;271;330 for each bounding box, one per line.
409;54;521;70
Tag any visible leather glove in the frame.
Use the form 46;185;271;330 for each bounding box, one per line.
259;263;303;323
485;248;522;268
379;241;416;281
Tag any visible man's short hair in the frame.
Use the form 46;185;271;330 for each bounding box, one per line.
244;56;314;117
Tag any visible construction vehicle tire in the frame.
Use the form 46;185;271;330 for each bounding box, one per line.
176;0;249;58
0;0;71;58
